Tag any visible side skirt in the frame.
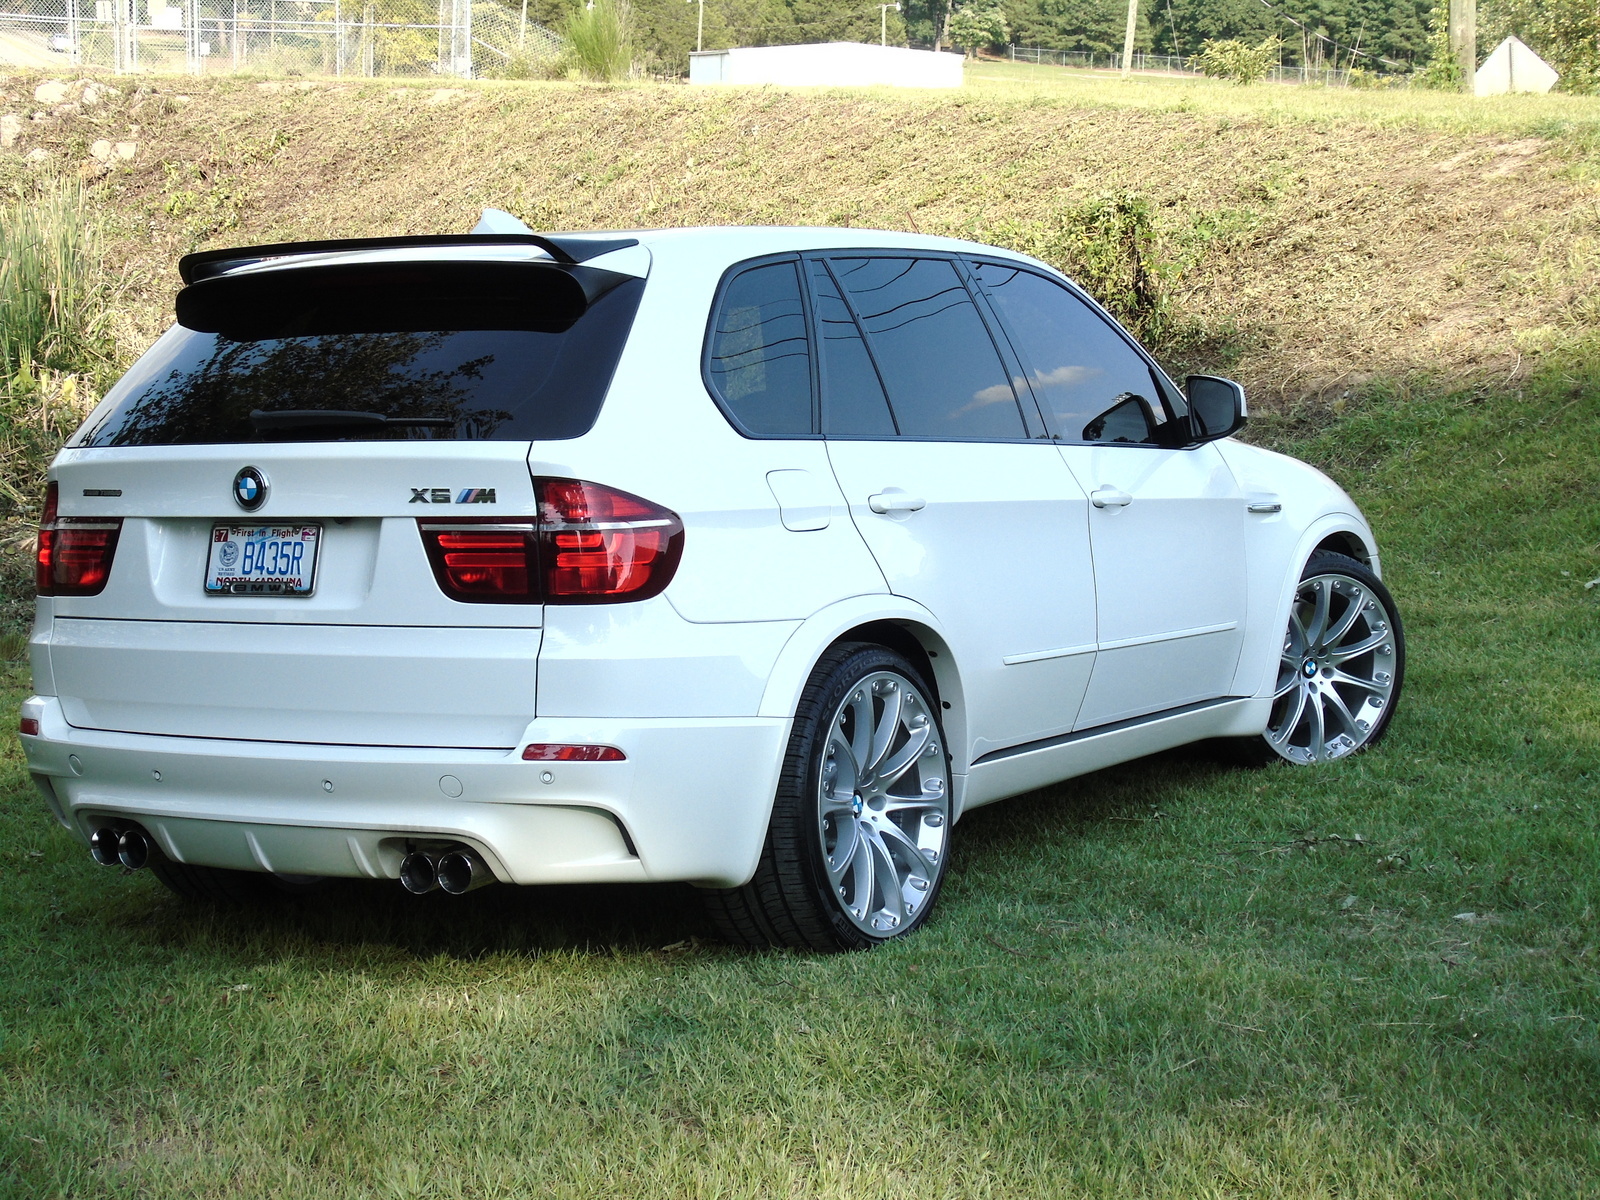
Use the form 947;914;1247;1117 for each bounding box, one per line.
959;695;1271;816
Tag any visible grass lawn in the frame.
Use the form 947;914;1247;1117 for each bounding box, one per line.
964;57;1600;141
0;341;1595;1196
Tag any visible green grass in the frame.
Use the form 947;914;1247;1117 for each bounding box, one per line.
965;58;1600;142
0;348;1595;1195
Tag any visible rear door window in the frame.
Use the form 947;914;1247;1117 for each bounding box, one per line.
829;256;1026;441
808;259;897;438
704;259;815;437
71;262;644;446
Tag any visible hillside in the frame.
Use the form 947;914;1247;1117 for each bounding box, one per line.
2;68;1595;411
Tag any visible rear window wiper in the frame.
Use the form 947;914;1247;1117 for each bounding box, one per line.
250;409;457;432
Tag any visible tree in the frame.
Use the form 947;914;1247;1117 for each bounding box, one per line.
947;0;1007;54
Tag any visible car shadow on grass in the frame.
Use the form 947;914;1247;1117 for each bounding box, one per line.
102;746;1244;961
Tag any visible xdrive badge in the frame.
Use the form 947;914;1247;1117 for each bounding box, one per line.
233;466;268;511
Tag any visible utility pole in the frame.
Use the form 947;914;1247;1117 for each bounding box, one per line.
1120;0;1137;78
880;1;899;47
1449;0;1476;93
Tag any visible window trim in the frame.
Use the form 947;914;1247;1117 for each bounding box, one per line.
803;254;900;439
812;250;1046;445
700;253;823;441
964;255;1195;450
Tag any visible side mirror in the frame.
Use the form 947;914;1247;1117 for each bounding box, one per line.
1185;375;1247;443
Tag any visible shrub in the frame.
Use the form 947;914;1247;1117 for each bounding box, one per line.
1195;37;1280;85
978;193;1171;344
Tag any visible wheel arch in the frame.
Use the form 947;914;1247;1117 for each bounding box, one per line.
758;597;968;771
1311;528;1376;572
1233;513;1383;705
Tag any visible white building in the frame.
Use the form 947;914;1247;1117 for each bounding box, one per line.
1475;36;1559;96
689;42;963;89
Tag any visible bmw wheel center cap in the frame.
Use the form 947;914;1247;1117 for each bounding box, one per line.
233;466;268;511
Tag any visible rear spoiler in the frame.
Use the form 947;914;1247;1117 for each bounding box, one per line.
179;232;641;284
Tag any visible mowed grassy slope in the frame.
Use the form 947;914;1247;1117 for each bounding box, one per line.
0;67;1596;1196
1;66;1598;398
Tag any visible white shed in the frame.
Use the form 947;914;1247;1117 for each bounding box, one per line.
689;42;963;89
1474;36;1559;96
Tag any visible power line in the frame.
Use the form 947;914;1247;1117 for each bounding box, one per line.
1249;0;1405;68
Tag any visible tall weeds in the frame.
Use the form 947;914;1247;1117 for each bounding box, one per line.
562;0;632;81
0;186;113;515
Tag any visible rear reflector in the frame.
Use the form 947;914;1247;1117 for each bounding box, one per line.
19;717;40;736
418;479;682;605
36;482;123;597
521;743;626;762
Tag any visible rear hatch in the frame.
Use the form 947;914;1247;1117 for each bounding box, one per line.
41;243;647;748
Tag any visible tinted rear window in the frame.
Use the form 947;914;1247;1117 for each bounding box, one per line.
71;267;645;446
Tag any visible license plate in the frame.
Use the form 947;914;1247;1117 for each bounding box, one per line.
205;524;321;596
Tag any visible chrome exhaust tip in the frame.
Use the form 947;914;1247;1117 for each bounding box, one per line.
436;849;495;895
116;828;150;871
399;851;440;895
89;826;121;867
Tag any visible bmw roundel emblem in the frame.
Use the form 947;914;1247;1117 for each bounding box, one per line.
233;466;268;511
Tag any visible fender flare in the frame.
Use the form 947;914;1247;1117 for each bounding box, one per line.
756;592;967;760
1239;511;1379;702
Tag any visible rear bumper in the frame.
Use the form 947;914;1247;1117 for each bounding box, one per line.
21;696;788;888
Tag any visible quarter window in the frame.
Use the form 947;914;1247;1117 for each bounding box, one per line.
706;260;814;437
831;257;1025;440
972;261;1173;446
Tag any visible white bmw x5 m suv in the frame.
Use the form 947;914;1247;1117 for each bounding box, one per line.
21;216;1404;950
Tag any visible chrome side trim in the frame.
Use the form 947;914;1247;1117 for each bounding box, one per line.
1001;642;1097;666
1097;620;1238;653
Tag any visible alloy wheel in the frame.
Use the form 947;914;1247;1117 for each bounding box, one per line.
1266;571;1399;763
817;670;950;936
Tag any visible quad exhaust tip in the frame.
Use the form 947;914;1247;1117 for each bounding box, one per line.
90;825;152;870
437;849;494;895
89;826;121;867
399;851;440;895
117;828;150;871
400;847;496;896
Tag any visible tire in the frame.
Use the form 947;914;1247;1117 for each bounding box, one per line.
1232;550;1405;766
147;853;328;905
703;642;953;951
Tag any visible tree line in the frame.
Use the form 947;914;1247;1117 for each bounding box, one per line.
517;0;1594;88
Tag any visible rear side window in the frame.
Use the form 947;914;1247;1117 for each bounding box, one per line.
830;256;1025;440
971;261;1175;446
705;260;814;436
71;263;645;446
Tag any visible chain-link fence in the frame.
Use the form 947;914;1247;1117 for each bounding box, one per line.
0;0;561;77
1006;44;1355;86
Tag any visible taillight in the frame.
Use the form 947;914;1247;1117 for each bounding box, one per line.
417;520;539;602
537;479;682;602
36;482;122;597
417;479;682;605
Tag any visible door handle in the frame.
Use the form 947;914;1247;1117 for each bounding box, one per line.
868;493;927;514
1090;487;1133;509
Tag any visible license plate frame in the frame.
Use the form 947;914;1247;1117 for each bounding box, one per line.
204;523;322;597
